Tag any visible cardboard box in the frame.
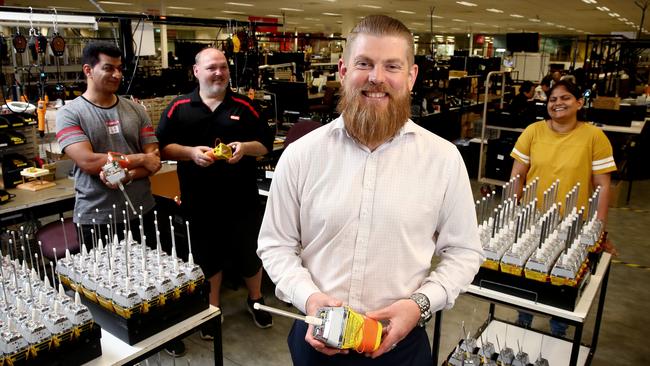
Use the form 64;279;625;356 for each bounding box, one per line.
592;96;621;110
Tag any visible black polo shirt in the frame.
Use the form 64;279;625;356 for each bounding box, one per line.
157;87;273;210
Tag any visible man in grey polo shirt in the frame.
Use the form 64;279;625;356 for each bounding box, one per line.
55;41;161;251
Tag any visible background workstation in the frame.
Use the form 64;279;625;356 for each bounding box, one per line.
1;1;650;365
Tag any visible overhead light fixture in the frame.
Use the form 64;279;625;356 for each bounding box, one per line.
595;6;609;11
222;10;245;14
266;14;282;17
167;6;195;10
168;13;186;16
496;48;506;52
225;2;254;6
360;4;382;9
608;12;619;17
429;14;443;18
47;6;80;10
545;21;555;25
336;20;343;24
510;14;524;18
412;22;424;25
556;24;566;28
581;0;597;3
567;27;575;30
397;10;415;14
619;17;628;21
486;8;504;13
0;10;97;28
304;17;320;21
529;18;541;22
322;12;341;16
280;7;304;11
97;1;132;5
475;22;485;25
456;1;477;6
452;18;466;22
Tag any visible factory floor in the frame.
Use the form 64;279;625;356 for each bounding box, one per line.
143;178;650;366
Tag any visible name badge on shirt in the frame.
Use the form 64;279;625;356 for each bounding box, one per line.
230;115;240;121
106;120;121;134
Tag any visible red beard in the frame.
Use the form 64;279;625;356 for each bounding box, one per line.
337;82;412;148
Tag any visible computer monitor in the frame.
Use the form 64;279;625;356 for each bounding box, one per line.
265;81;309;118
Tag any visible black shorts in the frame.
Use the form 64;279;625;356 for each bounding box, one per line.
183;205;263;279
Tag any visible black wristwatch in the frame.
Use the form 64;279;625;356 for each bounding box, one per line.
410;293;432;327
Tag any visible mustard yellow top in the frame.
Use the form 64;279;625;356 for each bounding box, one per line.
511;121;617;211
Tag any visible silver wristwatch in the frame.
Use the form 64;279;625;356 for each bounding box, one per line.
410;293;432;327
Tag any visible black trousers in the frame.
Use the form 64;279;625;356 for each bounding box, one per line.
287;319;432;366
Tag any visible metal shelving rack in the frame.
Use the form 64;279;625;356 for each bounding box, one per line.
477;70;516;187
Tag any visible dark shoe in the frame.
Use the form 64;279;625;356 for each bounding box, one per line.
164;340;186;358
247;296;273;329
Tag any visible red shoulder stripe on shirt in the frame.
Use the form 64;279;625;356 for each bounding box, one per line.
56;125;83;140
231;96;260;119
167;98;191;118
141;126;154;133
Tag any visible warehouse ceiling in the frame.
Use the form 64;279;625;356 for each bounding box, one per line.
3;0;648;36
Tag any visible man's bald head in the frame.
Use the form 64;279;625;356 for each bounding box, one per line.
195;47;226;65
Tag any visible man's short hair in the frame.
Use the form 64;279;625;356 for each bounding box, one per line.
521;81;534;94
82;41;122;68
344;15;414;66
540;75;553;87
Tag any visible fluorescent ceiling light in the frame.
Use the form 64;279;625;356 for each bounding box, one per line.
595;6;609;11
582;0;597;3
360;4;382;9
545;21;555;25
0;10;97;28
266;14;282;17
486;8;503;13
167;6;195;10
412;22;424;25
47;6;80;10
98;1;132;5
397;10;415;14
556;24;566;28
510;14;524;18
222;10;245;14
474;22;485;25
322;12;341;16
304;17;320;21
456;1;477;6
336;20;343;24
496;48;506;52
619;17;628;21
452;18;466;22
280;7;304;11
529;18;541;22
429;14;443;18
608;12;619;17
567;27;575;30
168;13;186;16
225;2;254;6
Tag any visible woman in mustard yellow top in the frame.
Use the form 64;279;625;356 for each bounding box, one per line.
511;80;616;224
510;80;617;336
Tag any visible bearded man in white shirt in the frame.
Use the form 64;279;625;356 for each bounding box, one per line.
258;15;484;366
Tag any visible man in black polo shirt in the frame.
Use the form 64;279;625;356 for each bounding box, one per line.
157;48;274;337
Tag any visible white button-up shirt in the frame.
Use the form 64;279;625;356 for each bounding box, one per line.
258;117;484;314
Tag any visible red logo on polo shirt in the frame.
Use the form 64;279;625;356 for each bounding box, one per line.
106;120;121;134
